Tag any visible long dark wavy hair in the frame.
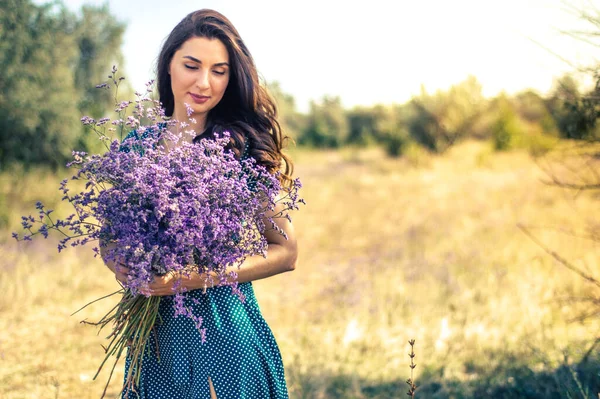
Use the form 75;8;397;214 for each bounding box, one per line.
156;9;294;186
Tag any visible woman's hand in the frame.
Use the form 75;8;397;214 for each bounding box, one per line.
146;271;182;296
100;239;126;275
114;266;214;296
114;264;130;285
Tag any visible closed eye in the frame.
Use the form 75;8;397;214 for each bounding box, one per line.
184;64;198;70
213;71;226;76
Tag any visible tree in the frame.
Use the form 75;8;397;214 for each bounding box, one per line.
514;89;557;135
72;4;127;154
74;4;126;118
545;74;599;140
266;81;305;141
407;76;486;153
0;0;80;168
374;105;411;157
0;0;127;169
300;96;348;148
490;94;522;151
520;2;600;363
346;105;382;146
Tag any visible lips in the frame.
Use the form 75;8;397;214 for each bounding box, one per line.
189;93;210;104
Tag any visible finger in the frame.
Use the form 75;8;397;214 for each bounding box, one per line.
147;285;174;295
114;272;128;283
147;281;177;295
147;277;162;289
148;274;172;288
116;265;130;274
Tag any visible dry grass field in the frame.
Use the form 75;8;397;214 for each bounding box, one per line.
1;140;599;398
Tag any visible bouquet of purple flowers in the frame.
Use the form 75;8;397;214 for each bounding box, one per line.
13;68;303;396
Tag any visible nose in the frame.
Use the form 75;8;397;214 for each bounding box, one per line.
195;70;210;90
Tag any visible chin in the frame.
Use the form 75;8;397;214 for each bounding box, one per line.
184;105;209;117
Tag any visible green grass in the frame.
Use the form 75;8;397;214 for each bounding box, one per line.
1;141;599;398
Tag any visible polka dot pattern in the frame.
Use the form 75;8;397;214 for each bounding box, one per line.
122;282;289;398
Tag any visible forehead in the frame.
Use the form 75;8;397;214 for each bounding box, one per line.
175;36;229;63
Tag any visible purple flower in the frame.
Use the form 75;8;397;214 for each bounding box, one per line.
81;116;96;125
14;109;304;337
96;117;110;126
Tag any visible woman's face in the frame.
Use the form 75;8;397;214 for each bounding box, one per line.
169;36;230;122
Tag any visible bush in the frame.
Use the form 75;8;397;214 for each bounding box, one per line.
299;96;348;148
492;102;522;151
375;106;412;157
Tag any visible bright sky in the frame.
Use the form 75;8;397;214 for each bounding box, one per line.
38;0;599;112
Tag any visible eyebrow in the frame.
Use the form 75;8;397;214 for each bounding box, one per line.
183;55;229;67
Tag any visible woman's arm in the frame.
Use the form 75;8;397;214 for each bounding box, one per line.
189;209;297;289
141;200;298;296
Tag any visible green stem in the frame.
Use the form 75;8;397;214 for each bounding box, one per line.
71;289;123;316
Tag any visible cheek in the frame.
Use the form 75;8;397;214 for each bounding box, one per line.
169;64;179;86
172;67;193;90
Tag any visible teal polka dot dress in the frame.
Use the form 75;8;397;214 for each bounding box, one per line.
122;284;288;398
119;127;289;398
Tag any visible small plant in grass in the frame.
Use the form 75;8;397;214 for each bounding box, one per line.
406;339;417;398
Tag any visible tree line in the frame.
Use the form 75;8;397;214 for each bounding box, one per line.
2;0;598;171
271;74;600;158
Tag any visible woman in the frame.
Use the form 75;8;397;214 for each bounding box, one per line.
102;9;297;399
